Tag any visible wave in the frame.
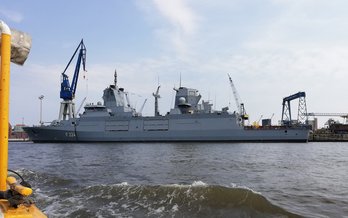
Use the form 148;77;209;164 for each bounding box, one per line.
44;185;302;217
10;170;301;217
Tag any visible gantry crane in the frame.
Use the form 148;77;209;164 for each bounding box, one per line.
227;74;248;126
58;40;87;121
281;91;308;125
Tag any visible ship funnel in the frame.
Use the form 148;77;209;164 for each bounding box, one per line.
0;23;32;65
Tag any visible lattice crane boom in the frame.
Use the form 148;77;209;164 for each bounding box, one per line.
227;74;248;125
228;74;241;113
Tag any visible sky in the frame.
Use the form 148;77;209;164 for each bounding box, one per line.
2;0;348;127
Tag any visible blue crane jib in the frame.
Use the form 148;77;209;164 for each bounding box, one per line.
60;40;86;101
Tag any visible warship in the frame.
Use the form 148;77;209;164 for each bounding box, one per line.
24;41;310;143
24;72;310;143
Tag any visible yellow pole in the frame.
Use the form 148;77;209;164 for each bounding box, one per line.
0;21;47;218
0;21;11;191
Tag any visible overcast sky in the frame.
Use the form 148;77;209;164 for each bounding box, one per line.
2;0;348;127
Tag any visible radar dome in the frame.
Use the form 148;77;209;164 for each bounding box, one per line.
178;97;186;104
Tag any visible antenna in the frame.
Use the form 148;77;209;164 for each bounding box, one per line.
214;94;216;110
153;86;161;116
114;69;117;87
179;72;182;87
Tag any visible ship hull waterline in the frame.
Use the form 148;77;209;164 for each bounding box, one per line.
24;117;309;143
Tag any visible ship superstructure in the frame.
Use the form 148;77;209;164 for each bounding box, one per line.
24;71;310;143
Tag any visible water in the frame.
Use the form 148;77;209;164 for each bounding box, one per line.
8;142;348;217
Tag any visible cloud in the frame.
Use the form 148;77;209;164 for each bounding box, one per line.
0;8;23;23
10;63;64;125
152;0;197;35
246;0;348;50
143;0;199;57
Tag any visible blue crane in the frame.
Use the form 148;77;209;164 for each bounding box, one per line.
60;39;86;101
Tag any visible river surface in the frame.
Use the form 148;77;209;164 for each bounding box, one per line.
8;142;348;217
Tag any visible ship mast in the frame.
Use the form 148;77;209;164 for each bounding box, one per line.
153;86;161;116
114;69;117;88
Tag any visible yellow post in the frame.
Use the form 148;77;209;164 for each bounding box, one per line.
0;20;47;218
0;21;11;191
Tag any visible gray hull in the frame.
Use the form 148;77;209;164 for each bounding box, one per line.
24;114;309;143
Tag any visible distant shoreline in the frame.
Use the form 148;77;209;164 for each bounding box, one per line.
8;138;30;142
